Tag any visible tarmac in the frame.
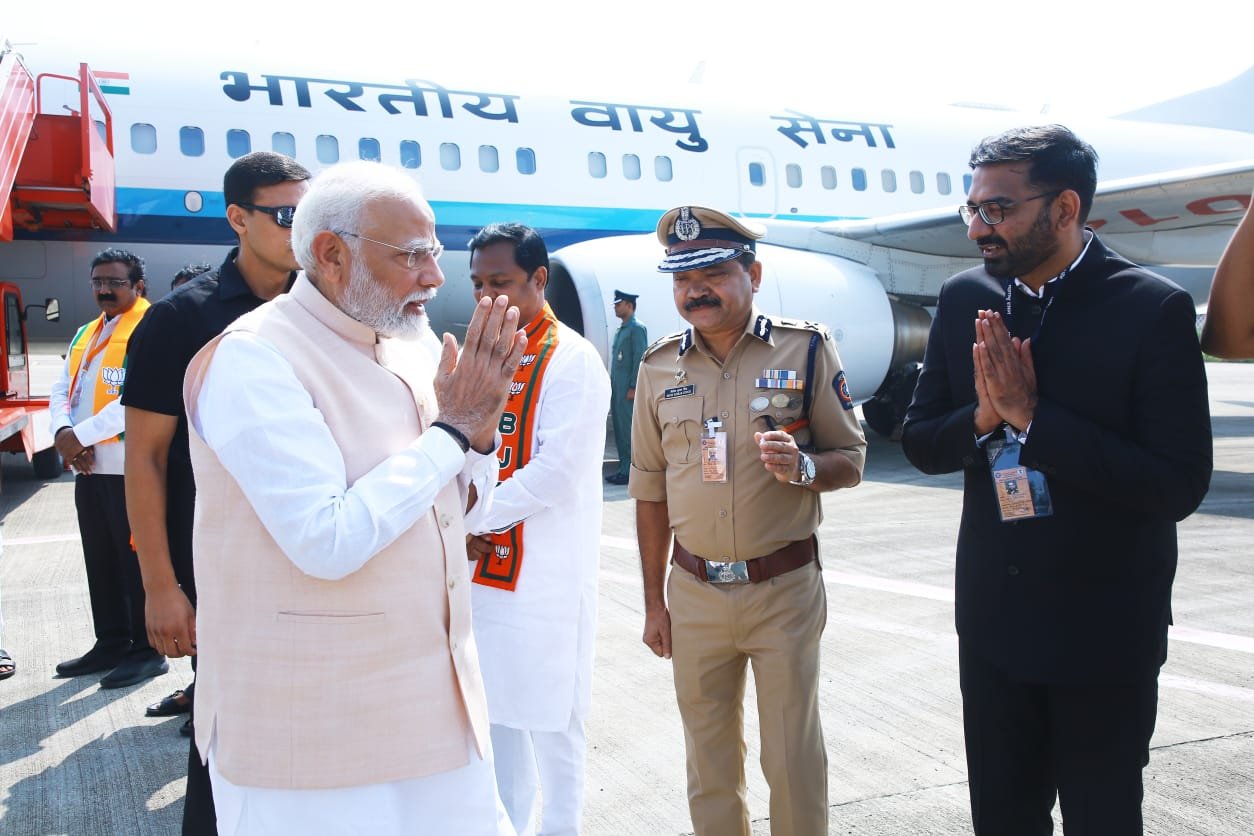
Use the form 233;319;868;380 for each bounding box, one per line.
1;352;1252;835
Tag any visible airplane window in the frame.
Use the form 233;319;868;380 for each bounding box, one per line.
821;166;837;190
936;172;952;195
179;126;204;157
479;145;500;173
317;135;340;164
400;141;422;169
654;156;673;182
441;143;462;171
909;170;925;194
360;137;381;162
588;152;607;179
963;173;973;195
748;162;765;187
851;167;867;192
272;132;296;157
881;169;897;193
786;164;803;189
517;147;537;175
226;129;251;159
623;154;641;181
131;123;157;155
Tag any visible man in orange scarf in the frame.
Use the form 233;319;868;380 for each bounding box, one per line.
467;223;611;836
50;249;162;689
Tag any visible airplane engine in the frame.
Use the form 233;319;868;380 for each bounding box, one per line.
548;234;930;436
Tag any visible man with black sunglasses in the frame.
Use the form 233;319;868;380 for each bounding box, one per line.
122;150;310;836
903;125;1212;834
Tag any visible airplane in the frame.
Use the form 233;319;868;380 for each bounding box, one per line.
3;36;1252;440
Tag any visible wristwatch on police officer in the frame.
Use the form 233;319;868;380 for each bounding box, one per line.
790;451;816;487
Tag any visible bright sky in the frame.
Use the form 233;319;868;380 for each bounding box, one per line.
6;0;1251;117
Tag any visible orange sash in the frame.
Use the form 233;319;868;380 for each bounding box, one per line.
472;304;560;592
66;298;151;444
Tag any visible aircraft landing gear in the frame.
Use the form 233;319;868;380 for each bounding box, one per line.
862;363;921;440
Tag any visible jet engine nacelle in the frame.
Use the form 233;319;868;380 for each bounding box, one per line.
547;234;926;413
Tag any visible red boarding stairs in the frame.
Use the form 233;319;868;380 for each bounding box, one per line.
1;39;115;241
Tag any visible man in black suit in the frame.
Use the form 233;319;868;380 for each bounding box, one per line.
902;125;1212;835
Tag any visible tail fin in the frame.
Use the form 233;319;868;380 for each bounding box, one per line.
1116;66;1254;133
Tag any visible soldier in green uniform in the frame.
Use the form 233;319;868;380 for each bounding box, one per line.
629;205;867;836
607;289;647;485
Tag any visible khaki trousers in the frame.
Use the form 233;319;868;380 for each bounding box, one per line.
668;560;828;836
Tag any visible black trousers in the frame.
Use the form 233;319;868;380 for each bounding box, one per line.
165;477;217;835
959;642;1159;836
74;474;151;655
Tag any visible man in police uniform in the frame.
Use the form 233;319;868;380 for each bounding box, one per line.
630;205;866;836
607;289;647;485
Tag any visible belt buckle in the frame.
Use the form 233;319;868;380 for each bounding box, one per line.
705;560;750;584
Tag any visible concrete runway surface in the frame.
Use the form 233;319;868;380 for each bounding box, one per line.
2;352;1251;835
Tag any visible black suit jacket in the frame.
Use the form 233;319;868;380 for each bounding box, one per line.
902;234;1212;684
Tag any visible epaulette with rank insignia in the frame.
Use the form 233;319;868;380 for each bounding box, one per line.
771;316;832;340
642;330;686;361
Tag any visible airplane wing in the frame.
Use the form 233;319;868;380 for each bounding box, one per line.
773;159;1254;267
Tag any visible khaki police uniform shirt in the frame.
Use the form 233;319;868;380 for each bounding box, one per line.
629;306;866;562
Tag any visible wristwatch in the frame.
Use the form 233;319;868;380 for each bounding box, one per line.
790;452;816;487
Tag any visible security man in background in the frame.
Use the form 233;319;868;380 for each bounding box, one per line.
607;289;647;485
629;205;866;836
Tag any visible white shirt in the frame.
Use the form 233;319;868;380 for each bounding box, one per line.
191;330;499;581
49;314;128;476
469;324;611;730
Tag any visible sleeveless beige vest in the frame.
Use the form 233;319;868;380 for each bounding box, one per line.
184;276;487;789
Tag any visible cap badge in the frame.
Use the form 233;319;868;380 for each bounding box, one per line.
675;207;701;241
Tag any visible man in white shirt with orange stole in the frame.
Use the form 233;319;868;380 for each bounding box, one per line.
50;249;164;689
467;223;611;836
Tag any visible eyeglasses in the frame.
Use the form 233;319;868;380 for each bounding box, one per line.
337;231;444;269
238;203;297;228
959;190;1061;226
89;278;133;289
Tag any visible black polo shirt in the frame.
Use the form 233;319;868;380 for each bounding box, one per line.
122;248;294;587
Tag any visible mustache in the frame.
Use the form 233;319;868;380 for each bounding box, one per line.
96;294;117;302
684;296;720;311
976;235;1007;249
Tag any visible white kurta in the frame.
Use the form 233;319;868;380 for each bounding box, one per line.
470;324;611;732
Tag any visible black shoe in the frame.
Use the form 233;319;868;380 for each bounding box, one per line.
605;473;629;485
55;643;131;678
146;688;193;717
99;653;169;689
179;717;194;737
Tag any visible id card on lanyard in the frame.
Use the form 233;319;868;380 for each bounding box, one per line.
985;427;1054;521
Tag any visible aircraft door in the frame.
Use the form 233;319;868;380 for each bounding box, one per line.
736;147;777;218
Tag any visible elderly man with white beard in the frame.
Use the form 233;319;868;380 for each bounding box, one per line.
182;161;526;835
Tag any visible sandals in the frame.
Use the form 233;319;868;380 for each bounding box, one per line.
0;649;14;681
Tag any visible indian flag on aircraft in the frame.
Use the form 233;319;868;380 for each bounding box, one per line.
95;71;129;95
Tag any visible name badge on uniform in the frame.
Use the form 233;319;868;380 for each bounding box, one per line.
664;384;696;399
702;418;727;483
986;429;1053;522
